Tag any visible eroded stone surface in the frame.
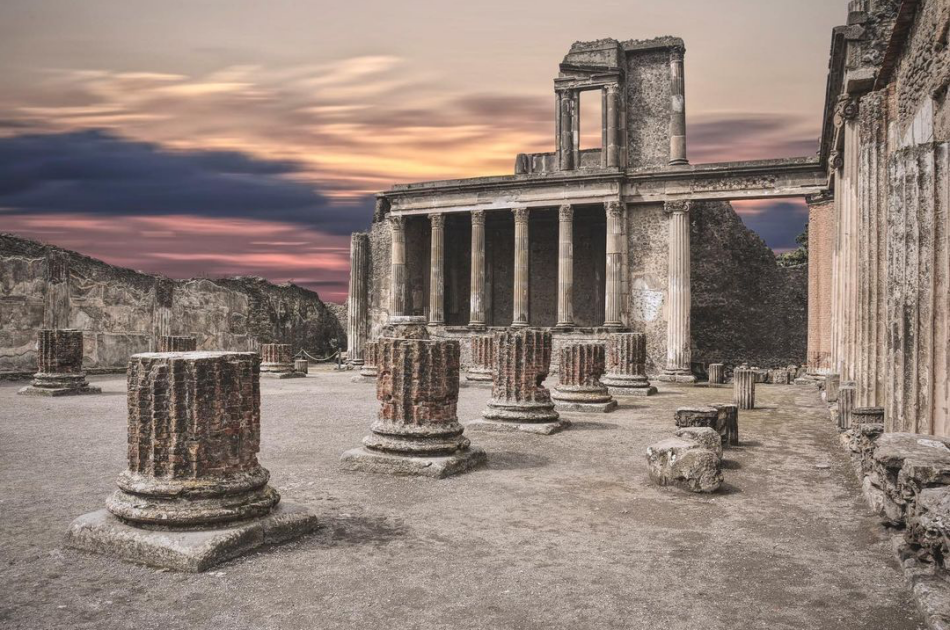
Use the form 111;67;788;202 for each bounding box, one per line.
646;437;722;493
602;332;656;396
553;343;616;413
674;426;723;459
18;329;100;397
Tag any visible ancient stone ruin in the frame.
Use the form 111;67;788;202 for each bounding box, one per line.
646;436;723;493
157;335;197;352
260;343;304;379
357;340;380;379
733;368;755;410
552;342;617;413
469;329;568;435
18;329;100;397
341;337;485;478
465;334;495;386
294;358;309;375
65;351;316;571
601;332;656;396
707;363;724;385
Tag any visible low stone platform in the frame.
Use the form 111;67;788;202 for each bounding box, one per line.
340;446;487;479
553;399;617;413
260;371;306;379
467;417;571;435
605;384;657;397
65;503;318;573
18;382;101;396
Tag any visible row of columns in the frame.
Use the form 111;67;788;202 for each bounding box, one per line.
386;200;694;380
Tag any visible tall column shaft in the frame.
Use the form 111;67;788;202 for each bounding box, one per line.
428;214;445;325
556;205;574;328
389;216;407;319
512;208;530;327
669;45;688;166
347;232;369;363
604;201;625;328
557;91;575;171
662;200;693;380
605;85;621;168
469;210;487;328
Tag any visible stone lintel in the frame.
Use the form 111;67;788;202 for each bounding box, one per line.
65;503;317;573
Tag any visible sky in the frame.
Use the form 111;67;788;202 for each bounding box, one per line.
0;0;845;303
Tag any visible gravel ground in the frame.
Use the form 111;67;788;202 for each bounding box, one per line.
0;370;924;630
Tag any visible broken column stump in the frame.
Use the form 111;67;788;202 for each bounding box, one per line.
259;343;304;378
674;426;723;459
711;403;740;447
552;343;617;413
838;382;856;429
823;373;841;403
18;329;101;397
465;334;494;387
601;332;656;396
734;368;755;410
674;406;720;429
469;329;568;435
646;437;723;493
341;337;486;478
294;359;309;375
157;335;197;352
707;363;725;385
65;351;316;572
851;406;883;427
356;340;380;380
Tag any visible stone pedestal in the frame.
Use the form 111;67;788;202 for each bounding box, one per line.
357;340;380;380
158;336;197;352
838;382;856;429
465;334;494;387
260;343;304;378
341;338;485;478
294;359;309;375
65;351;316;571
18;329;101;397
707;363;725;385
552;343;617;413
470;329;568;435
734;368;755;410
601;332;656;396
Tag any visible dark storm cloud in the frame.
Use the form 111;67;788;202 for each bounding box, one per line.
735;201;808;251
687;113;819;163
0;129;373;235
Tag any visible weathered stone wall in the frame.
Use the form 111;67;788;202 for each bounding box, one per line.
0;233;345;375
690;201;808;369
624;46;673;169
625;202;668;374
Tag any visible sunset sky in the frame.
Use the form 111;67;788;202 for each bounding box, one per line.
0;1;844;303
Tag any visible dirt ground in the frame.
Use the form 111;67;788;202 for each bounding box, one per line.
0;369;924;630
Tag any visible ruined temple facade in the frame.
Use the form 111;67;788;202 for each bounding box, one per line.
347;37;819;376
809;0;950;436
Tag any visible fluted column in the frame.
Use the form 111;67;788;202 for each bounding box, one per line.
661;200;694;382
347;232;369;364
556;204;574;328
604;201;625;329
469;210;487;328
668;44;688;166
389;215;407;319
512;207;530;327
428;213;445;325
605;84;622;168
557;90;575;171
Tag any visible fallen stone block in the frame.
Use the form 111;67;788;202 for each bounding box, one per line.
646;438;723;493
674;426;723;459
871;433;950;526
710;403;740;447
906;486;950;570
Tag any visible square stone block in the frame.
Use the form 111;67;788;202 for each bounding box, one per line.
466;418;571;435
554;400;618;413
65;503;318;573
18;384;102;397
340;446;486;479
606;385;657;397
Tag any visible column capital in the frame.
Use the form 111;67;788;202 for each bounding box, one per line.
663;200;692;215
606;200;625;218
428;213;445;228
558;204;573;221
388;214;406;230
471;209;486;226
512;207;530;223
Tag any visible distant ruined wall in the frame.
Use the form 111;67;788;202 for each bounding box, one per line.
0;233;345;375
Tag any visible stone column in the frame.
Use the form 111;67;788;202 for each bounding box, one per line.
466;335;494;385
341;338;486;478
734;368;755;410
708;363;725;385
512;207;530;327
428;214;445;325
557;90;575;171
668;44;688;166
823;373;841;403
44;251;70;330
838;381;856;430
602;332;656;396
389;215;407;319
359;340;379;378
66;351;316;572
552;343;617;413
18;329;100;396
158;336;197;352
294;359;309;375
805;193;835;373
660;200;695;382
604;200;625;329
471;329;567;435
347;232;369;365
260;343;303;379
605;84;622;168
556;204;575;328
469;210;487;329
